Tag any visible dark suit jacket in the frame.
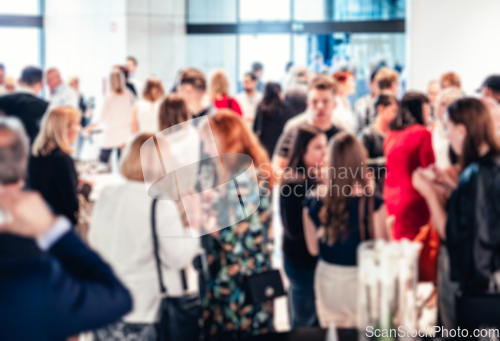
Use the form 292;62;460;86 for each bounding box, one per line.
29;148;79;225
0;229;132;341
0;93;49;144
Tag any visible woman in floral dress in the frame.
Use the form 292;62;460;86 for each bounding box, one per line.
199;110;276;340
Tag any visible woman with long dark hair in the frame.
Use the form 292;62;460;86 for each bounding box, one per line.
280;126;328;328
302;132;387;328
254;82;296;158
384;92;434;240
413;98;500;329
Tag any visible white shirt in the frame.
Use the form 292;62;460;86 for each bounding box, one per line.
136;99;162;133
236;91;263;128
432;121;451;169
99;91;135;148
50;83;79;108
88;180;201;323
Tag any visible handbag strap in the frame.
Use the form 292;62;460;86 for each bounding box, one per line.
151;198;167;295
151;198;189;295
358;195;375;241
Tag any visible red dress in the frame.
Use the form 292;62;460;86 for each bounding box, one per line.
383;124;435;240
213;95;243;116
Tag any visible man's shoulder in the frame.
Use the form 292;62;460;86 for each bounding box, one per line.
0;93;48;111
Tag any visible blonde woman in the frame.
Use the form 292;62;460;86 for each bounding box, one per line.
210;69;242;116
131;76;164;133
29;106;81;224
88;68;135;163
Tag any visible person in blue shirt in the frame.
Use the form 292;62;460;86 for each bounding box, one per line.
302;132;388;328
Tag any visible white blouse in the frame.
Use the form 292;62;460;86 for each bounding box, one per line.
432;121;451;169
136;99;162;133
99;91;135;148
88;180;201;323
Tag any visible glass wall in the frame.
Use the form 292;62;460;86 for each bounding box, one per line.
185;35;238;93
187;0;237;23
239;34;291;84
332;0;405;21
239;0;290;21
186;0;406;100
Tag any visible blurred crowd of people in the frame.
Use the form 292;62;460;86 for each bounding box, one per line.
1;54;500;341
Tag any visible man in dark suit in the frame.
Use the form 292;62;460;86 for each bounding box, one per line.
0;66;49;144
0;117;132;341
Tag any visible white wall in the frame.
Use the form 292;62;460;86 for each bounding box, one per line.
406;0;500;94
45;0;186;109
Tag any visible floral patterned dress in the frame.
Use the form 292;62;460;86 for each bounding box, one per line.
200;171;274;340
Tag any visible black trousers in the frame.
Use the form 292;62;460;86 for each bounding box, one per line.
99;148;121;163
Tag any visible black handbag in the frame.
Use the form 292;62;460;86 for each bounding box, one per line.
456;289;500;331
151;199;202;341
244;269;286;306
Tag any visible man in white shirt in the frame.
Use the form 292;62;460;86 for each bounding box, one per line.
45;68;79;108
236;72;263;128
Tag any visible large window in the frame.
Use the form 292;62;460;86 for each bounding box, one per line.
0;0;40;16
186;0;405;100
0;27;41;79
0;0;43;82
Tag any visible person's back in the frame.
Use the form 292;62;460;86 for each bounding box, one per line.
0;67;48;145
89;181;200;321
257;101;295;158
0;93;48;144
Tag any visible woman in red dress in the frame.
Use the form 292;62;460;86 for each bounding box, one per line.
209;70;243;116
384;92;434;240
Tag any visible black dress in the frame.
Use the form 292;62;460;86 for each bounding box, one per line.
29;147;79;225
253;102;296;158
359;125;385;195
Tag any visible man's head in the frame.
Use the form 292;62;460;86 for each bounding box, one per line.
252;62;263;79
440;72;461;89
368;68;380;96
45;68;62;94
427;80;441;107
307;75;338;123
375;67;399;97
0;117;29;189
20;66;43;95
242;72;258;93
126;56;138;75
177;68;207;111
0;64;5;85
480;75;500;102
